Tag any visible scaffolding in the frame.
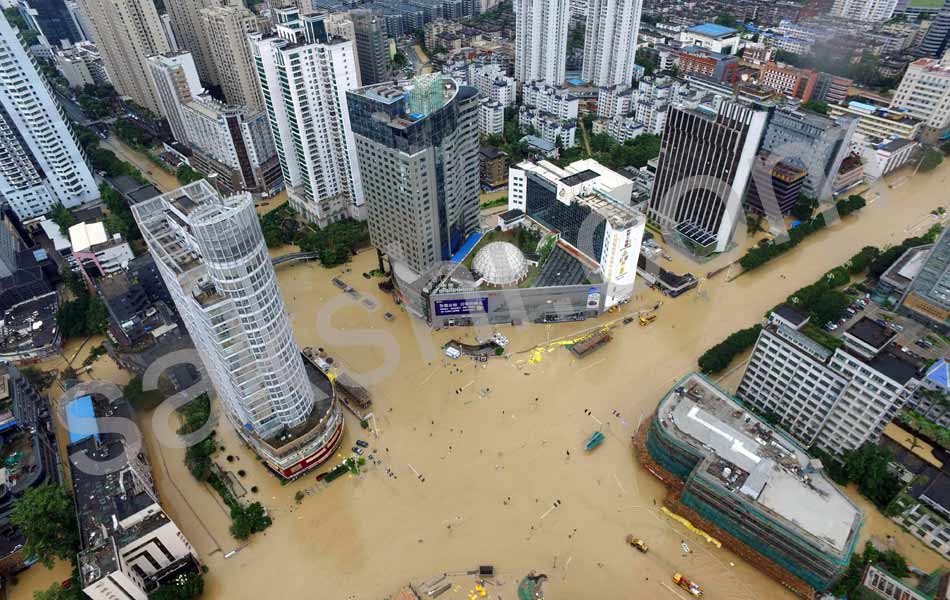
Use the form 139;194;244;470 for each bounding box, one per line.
635;374;863;597
407;73;446;118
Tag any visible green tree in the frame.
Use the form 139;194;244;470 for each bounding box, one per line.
176;165;204;185
698;325;762;374
113;118;149;147
11;485;79;568
714;13;737;27
34;580;84;600
48;204;76;236
635;50;656;77
802;100;829;114
391;51;408;70
790;193;817;222
920;148;944;173
147;571;205;600
4;8;39;45
85;296;109;334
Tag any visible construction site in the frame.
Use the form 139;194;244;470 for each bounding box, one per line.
634;373;865;598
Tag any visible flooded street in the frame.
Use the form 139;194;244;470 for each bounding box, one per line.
99;135;181;193
17;162;950;598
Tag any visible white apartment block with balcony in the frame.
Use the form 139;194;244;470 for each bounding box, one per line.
251;10;364;226
0;15;97;220
479;99;505;136
518;108;577;147
469;62;516;107
738;312;920;456
890;56;950;136
54;44;107;88
522;82;579;120
597;85;635;118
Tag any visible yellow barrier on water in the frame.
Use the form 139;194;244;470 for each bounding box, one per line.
661;506;722;548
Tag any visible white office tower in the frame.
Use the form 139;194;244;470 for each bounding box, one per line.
146;51;204;145
514;0;570;85
251;10;364;226
76;0;170;114
132;180;344;478
0;13;97;219
582;0;642;87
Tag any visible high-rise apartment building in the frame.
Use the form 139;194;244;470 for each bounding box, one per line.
199;5;265;112
146;51;204;145
16;0;83;49
738;311;920;455
132;180;344;478
830;0;899;21
351;9;389;86
648;100;768;257
164;0;236;85
0;14;98;220
181;98;281;196
252;10;364;226
581;0;642;87
75;0;170;114
890;55;950;139
514;0;570;85
347;75;480;275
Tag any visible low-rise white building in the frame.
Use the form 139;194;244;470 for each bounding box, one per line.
594;115;644;143
68;221;133;279
680;23;741;55
518;107;576;148
853;134;916;179
829;101;922;141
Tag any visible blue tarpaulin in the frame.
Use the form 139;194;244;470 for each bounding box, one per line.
66;395;99;444
450;232;483;263
926;359;950;390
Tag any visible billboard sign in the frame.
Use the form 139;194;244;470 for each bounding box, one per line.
434;297;489;316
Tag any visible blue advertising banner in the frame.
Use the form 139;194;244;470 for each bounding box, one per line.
433;297;489;316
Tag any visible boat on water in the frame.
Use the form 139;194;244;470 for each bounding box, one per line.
585;431;605;451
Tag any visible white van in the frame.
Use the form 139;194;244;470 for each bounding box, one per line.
444;346;461;359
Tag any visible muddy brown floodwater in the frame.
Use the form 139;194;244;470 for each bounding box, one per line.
19;163;950;599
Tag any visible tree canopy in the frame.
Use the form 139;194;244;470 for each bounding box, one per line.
10;485;78;568
147;572;204;600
